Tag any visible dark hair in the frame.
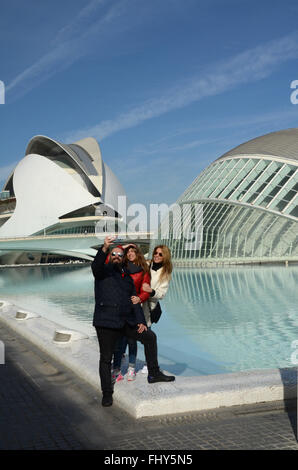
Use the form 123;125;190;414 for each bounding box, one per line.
123;245;149;273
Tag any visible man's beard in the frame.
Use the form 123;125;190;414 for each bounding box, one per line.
111;260;123;271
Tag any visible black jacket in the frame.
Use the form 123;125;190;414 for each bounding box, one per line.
91;247;146;328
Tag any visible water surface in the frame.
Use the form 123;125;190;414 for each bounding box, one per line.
0;264;297;376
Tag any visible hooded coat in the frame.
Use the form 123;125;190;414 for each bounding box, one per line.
91;247;147;329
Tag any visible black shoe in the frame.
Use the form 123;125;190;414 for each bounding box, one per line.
102;393;113;407
147;371;175;384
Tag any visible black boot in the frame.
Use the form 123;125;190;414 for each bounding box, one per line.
102;392;113;407
147;370;175;384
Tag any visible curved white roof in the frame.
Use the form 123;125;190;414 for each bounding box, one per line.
0;154;100;238
0;135;128;239
219;128;298;164
102;162;127;215
25;135;103;196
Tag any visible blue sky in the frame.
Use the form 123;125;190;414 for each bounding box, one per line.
1;0;298;207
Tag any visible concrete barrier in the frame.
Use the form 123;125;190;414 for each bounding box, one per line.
0;300;296;418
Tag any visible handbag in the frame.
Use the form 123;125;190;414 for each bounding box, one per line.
150;301;162;323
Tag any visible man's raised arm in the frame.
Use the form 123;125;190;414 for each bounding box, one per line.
91;235;115;279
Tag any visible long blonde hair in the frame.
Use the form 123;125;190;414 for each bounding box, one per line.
151;245;173;282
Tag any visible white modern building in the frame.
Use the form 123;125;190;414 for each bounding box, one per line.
156;128;298;265
0;135;128;264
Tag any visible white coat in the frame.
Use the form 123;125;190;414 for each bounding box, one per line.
143;265;171;327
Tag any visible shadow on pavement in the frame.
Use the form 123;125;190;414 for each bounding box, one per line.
279;367;297;442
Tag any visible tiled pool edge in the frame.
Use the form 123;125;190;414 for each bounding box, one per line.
0;300;297;419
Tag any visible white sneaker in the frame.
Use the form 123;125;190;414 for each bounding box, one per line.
127;367;136;381
141;365;148;374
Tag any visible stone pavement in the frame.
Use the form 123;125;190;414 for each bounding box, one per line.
0;322;297;452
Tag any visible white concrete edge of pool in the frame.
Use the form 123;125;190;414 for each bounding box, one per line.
0;300;297;419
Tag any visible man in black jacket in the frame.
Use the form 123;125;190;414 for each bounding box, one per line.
92;235;175;407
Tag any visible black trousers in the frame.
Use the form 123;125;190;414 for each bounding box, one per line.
95;324;159;394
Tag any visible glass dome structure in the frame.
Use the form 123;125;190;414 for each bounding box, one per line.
157;128;298;265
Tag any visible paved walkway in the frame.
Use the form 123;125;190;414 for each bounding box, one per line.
0;322;297;452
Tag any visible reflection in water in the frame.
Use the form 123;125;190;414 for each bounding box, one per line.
0;265;95;336
164;266;298;373
0;264;297;376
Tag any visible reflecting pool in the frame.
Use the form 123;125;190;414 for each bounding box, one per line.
0;264;297;376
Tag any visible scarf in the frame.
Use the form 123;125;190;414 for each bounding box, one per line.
152;262;163;271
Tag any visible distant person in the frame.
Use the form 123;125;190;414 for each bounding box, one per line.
112;244;151;382
91;236;175;407
141;245;173;374
102;211;108;232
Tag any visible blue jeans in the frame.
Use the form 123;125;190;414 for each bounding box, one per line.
113;335;137;369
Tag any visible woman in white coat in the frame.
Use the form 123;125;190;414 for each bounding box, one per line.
141;245;173;373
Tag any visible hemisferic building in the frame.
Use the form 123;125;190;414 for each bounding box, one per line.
161;128;298;266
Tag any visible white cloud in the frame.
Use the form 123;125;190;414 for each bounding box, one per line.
52;0;108;45
63;30;298;143
6;0;130;100
137;107;298;157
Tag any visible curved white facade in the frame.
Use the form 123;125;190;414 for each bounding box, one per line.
155;128;298;265
0;135;128;263
102;162;128;215
0;154;100;238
